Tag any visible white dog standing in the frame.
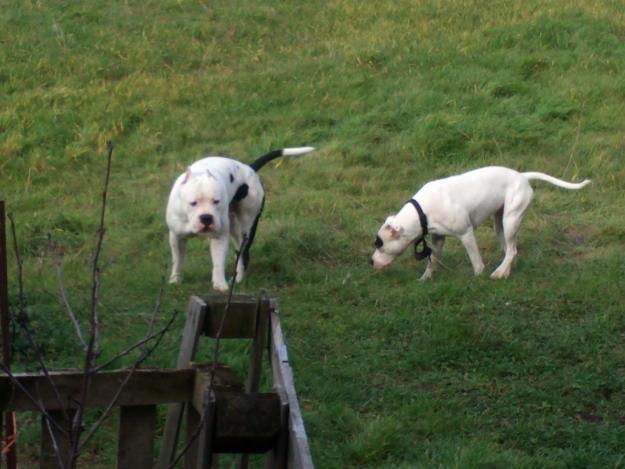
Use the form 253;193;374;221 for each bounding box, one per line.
166;147;314;290
371;166;590;280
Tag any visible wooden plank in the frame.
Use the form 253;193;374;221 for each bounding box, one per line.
213;392;281;454
245;292;270;393
240;292;270;469
0;369;194;412
269;302;314;469
183;376;216;469
117;405;157;469
158;296;207;469
202;294;272;339
265;400;289;469
193;390;216;469
191;369;281;454
184;401;201;469
40;409;73;469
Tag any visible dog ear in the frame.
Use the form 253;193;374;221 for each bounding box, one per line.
389;224;403;239
181;168;193;184
384;217;404;239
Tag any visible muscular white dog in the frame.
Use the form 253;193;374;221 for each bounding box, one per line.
370;166;590;280
166;147;314;290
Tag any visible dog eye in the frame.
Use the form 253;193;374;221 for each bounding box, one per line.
213;199;220;205
374;236;383;249
190;201;197;207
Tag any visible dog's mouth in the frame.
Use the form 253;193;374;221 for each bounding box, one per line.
373;262;391;272
197;224;216;234
370;250;396;271
370;257;392;271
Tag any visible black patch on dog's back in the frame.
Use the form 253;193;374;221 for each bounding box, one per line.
232;183;249;203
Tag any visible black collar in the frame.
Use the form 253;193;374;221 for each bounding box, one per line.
406;199;432;261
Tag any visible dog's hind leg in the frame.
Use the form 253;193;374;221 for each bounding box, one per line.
419;234;446;280
230;197;265;283
491;187;533;279
493;207;505;252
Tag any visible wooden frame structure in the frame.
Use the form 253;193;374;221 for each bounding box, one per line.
0;294;313;468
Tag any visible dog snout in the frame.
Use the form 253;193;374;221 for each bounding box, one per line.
199;214;214;226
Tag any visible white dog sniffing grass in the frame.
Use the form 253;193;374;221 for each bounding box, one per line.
370;166;590;280
166;147;315;290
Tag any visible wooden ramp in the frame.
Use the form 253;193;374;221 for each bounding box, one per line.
159;292;314;468
0;294;313;468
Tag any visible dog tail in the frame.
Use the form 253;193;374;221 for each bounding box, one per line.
249;147;315;172
522;172;591;190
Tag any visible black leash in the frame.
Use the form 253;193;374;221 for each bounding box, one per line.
406;199;432;261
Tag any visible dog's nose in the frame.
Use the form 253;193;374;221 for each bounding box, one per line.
199;214;214;226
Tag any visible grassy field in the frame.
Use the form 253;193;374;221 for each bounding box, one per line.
3;0;625;467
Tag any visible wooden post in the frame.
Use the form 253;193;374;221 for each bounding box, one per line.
245;291;269;394
158;296;207;468
268;302;314;469
117;405;157;469
193;390;216;469
0;201;17;469
239;291;269;469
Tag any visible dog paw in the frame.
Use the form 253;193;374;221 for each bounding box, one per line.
419;272;433;281
169;274;182;284
490;269;509;280
213;281;229;292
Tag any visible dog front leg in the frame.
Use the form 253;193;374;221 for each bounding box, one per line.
459;230;485;276
210;235;230;292
168;232;187;284
419;234;446;280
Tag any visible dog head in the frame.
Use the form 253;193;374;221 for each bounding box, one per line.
177;169;227;235
370;215;413;270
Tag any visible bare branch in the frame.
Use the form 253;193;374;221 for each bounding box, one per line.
41;399;66;469
93;310;178;373
89;140;114;358
7;214;23;313
168;235;249;468
48;234;87;351
167;389;215;469
9;214;71;424
0;362;68;437
143;263;167;353
71;140;114;466
78;309;177;452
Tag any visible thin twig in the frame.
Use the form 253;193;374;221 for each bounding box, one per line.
48;234;87;351
71;140;114;467
0;362;68;437
41;398;66;469
77;309;177;452
92;313;177;373
93;265;169;373
208;237;248;390
7;214;23;312
143;263;167;352
9;214;71;423
167;236;249;468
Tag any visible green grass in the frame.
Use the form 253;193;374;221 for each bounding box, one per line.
3;0;625;467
